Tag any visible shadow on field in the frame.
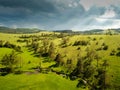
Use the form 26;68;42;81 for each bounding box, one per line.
0;68;11;76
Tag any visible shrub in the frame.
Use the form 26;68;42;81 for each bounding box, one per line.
0;40;3;47
4;41;11;48
110;50;116;56
1;51;19;73
96;42;98;45
103;45;108;50
77;47;81;50
3;41;21;52
116;52;120;56
73;40;89;46
93;38;96;41
102;43;105;46
54;54;62;66
117;47;120;50
66;59;72;64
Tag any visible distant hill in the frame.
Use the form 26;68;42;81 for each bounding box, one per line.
54;29;104;34
0;26;44;34
0;26;120;34
80;29;104;34
54;30;73;33
112;28;120;33
55;29;120;35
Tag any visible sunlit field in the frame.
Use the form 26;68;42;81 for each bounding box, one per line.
0;32;120;90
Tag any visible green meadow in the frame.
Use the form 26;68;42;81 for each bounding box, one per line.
0;32;120;90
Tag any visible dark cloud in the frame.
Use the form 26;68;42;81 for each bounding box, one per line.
0;0;120;30
0;0;57;13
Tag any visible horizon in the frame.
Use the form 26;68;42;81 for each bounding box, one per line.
0;25;120;31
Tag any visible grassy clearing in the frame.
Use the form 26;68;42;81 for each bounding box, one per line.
0;73;83;90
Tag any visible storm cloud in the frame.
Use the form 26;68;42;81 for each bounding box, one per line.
0;0;120;30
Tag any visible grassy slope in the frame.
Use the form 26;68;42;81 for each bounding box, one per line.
0;33;120;89
0;73;81;90
0;47;82;90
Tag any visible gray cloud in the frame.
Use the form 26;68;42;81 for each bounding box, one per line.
0;0;120;30
0;0;57;13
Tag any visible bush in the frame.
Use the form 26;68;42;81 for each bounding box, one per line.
0;40;4;47
1;51;19;73
103;45;108;50
117;47;120;50
73;40;89;46
110;50;116;56
4;41;11;48
77;47;81;50
116;52;120;56
96;47;102;51
93;38;96;41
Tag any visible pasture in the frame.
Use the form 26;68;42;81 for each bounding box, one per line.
0;32;120;90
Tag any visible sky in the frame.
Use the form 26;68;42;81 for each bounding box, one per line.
0;0;120;30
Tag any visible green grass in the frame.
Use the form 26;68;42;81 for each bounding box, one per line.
18;48;41;71
0;73;81;90
0;48;13;60
0;33;120;89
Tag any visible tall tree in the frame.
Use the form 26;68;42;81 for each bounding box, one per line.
48;42;55;59
54;53;62;66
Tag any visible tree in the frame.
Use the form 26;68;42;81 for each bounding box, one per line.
69;53;83;80
54;53;62;66
4;41;11;48
0;40;3;47
69;49;108;90
14;46;22;52
1;50;19;73
48;42;55;59
61;37;69;47
41;39;50;56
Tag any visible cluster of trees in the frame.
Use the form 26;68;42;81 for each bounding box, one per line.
110;46;120;56
69;50;108;90
96;43;108;51
0;40;21;52
73;40;89;46
0;51;21;75
29;38;56;60
60;37;69;48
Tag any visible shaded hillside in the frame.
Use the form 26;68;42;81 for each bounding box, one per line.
0;26;44;34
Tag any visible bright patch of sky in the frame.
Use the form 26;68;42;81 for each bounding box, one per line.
80;0;120;10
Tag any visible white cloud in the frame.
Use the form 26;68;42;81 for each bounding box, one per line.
68;2;78;7
71;16;120;30
95;18;108;23
80;0;120;10
91;19;120;29
95;7;116;23
73;2;78;7
68;3;73;7
100;8;116;18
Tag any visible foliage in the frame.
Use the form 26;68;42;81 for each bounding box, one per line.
73;40;89;46
1;50;19;73
48;42;56;59
54;54;62;66
69;49;108;90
